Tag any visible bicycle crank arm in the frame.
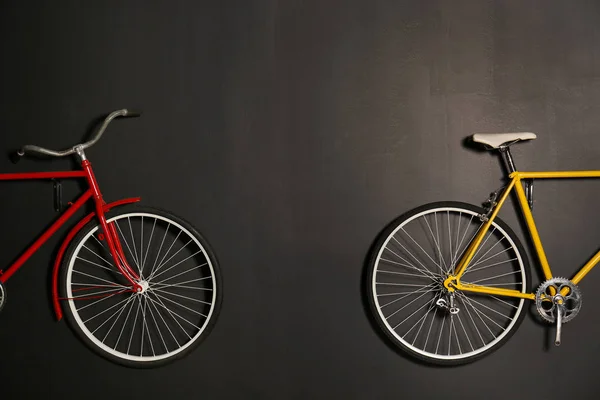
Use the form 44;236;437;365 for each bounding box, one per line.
555;306;563;346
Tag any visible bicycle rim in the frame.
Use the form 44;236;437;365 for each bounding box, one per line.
369;202;529;364
63;210;219;365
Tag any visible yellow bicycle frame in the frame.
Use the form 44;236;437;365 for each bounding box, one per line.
444;170;600;301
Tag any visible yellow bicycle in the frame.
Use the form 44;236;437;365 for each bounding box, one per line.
367;132;596;365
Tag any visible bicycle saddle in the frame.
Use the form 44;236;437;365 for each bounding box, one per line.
472;132;536;149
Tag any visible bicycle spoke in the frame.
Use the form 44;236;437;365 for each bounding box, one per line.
422;214;448;273
115;295;138;350
435;313;446;354
146;292;195;337
447;316;453;355
127;297;142;355
102;295;137;343
151;278;213;292
82;295;133;325
76;256;119;275
153;264;209;286
142;218;157;273
73;270;127;287
386;285;436;320
463;227;497;274
446;211;453;274
140;216;144;279
393;296;437;330
392;230;443;273
463;258;519;275
455;312;475;352
152;291;208;319
150;248;201;282
145;293;181;347
379;282;437;308
423;306;438;352
144;295;169;352
489;295;519;309
71;282;126;288
470;240;510;268
456;292;512;321
92;295;136;335
128;217;141;270
452;223;483;275
151;287;212;306
451;316;462;355
115;221;141;272
141;296;156;357
458;295;486;346
458;294;503;333
149;222;170;278
69;286;127;300
450;212;461;267
452;214;476;269
410;293;440;346
466;269;521;285
148;230;183;280
379;255;440;281
377;269;437;279
433;212;448;272
82;244;117;269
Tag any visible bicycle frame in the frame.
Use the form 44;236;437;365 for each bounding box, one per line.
447;170;600;300
0;160;142;317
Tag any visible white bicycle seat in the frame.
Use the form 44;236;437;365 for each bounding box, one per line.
472;132;536;149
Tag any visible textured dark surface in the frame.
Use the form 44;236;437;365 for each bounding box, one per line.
1;0;600;398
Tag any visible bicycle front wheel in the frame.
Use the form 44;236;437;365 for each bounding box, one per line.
60;206;222;368
367;202;531;365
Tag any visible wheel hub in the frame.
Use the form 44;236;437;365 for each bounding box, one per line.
136;280;150;294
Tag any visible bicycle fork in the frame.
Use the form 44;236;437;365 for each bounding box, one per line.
81;153;142;294
102;220;142;291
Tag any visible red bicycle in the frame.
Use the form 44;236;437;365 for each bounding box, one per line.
0;109;222;367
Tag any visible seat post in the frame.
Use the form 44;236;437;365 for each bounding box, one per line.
498;146;516;174
498;145;534;210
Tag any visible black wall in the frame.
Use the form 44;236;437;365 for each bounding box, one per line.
2;0;600;398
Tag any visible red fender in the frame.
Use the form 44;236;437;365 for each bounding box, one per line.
52;197;141;321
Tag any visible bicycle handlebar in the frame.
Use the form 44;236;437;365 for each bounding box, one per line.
12;108;141;163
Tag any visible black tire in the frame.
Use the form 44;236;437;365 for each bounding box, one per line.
60;205;222;368
366;201;531;365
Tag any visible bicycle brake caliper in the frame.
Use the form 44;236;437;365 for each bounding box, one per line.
480;186;505;222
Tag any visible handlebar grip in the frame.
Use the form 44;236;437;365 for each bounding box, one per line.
9;150;23;164
121;109;142;118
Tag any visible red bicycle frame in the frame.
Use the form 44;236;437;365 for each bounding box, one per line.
0;159;142;319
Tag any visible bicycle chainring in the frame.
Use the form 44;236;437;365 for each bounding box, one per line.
535;277;582;323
